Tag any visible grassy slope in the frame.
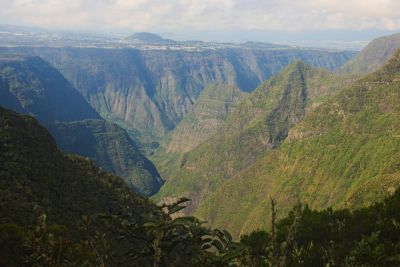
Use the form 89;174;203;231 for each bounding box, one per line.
197;50;400;238
154;62;353;212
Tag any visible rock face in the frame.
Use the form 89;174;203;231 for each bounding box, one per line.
0;55;163;196
339;33;400;75
154;61;349;213
0;47;354;141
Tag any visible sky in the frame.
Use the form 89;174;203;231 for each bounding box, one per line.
1;0;399;44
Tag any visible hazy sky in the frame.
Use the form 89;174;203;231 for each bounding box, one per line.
1;0;399;42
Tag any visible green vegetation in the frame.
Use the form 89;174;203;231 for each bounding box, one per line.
152;83;247;179
1;48;400;266
0;107;243;266
196;49;400;237
0;55;163;195
50;119;164;196
1;108;400;266
4;33;400;267
154;61;354;214
237;190;400;266
0;106;155;231
163;83;247;153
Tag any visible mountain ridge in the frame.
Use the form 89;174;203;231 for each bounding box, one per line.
0;47;355;142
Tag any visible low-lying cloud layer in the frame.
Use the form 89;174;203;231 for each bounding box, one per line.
1;0;399;32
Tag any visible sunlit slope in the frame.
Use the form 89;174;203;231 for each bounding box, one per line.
155;62;352;212
197;50;400;237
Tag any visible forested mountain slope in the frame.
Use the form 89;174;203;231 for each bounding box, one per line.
154;62;353;213
197;50;400;237
0;107;242;266
164;83;247;153
0;107;157;230
2;108;400;266
152;83;247;176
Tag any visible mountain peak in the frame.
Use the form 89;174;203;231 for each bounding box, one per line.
127;32;175;44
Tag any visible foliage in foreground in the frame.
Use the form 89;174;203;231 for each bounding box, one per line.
240;189;400;267
3;189;400;267
0;199;244;267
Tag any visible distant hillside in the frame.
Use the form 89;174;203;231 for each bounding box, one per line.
0;47;355;142
0;55;163;196
197;50;400;237
0;55;100;123
127;32;176;44
165;83;247;153
339;33;400;74
152;84;246;180
154;62;353;212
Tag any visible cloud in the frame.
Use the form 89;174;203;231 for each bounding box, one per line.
0;0;399;32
